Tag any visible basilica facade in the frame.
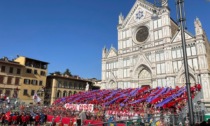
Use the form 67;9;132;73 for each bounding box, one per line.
101;0;210;103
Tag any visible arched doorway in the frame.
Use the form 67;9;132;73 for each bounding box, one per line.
136;65;152;87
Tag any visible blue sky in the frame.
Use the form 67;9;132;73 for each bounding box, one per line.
0;0;209;80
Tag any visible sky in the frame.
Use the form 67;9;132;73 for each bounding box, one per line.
0;0;209;80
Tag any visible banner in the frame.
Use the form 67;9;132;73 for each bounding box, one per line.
64;104;94;112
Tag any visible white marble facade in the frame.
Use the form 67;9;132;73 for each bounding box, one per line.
101;0;210;101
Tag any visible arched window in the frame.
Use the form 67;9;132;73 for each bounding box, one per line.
63;91;67;97
69;91;72;96
57;90;61;98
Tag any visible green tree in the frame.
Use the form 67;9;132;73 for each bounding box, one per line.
63;69;72;76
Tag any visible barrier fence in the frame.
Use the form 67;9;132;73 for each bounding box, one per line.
46;112;205;126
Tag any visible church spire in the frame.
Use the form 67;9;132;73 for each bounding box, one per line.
194;17;203;36
102;46;107;58
118;13;124;25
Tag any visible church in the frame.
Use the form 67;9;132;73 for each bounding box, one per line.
101;0;210;105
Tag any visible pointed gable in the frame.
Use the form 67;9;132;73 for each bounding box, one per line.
107;47;118;58
121;0;154;28
172;30;194;43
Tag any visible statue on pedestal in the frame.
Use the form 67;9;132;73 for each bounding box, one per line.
85;82;89;91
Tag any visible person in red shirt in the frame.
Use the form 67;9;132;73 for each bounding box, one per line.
12;112;18;125
26;113;31;125
35;113;40;125
21;113;27;126
7;114;12;125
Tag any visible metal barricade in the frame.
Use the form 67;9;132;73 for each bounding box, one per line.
81;113;206;126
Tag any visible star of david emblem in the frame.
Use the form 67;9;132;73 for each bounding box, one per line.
136;10;144;20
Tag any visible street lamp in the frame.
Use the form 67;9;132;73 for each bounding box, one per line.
176;0;194;125
151;0;194;125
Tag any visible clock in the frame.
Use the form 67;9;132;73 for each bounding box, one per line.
136;26;149;43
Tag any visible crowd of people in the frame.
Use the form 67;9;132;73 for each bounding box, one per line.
54;84;201;117
0;111;46;126
0;84;206;126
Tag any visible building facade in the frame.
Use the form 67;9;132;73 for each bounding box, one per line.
0;57;23;98
45;73;92;105
101;0;210;107
14;56;48;104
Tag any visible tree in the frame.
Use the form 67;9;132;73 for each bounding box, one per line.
63;69;72;76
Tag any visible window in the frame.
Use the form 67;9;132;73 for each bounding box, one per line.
1;66;5;72
26;69;32;74
69;82;74;89
23;89;28;95
193;58;198;70
154;30;163;40
106;61;117;70
154;19;162;29
156;51;165;62
15;78;20;85
172;48;184;59
0;75;4;84
122;39;131;49
69;91;72;96
34;70;38;74
40;71;46;76
31;80;37;85
75;83;79;89
9;67;13;74
39;81;43;86
64;81;68;88
7;77;12;84
57;81;62;88
41;64;47;69
17;68;21;74
31;90;35;96
106;71;110;79
156;63;166;74
57;91;61;98
173;61;183;72
187;47;192;56
63;91;67;97
5;90;10;97
24;79;30;84
123;68;130;78
123;59;130;67
191;46;197;55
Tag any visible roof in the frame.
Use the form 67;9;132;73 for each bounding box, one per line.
17;55;49;64
47;74;92;83
0;59;24;67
